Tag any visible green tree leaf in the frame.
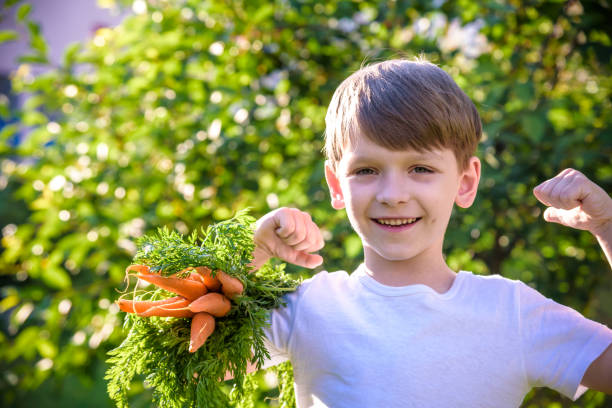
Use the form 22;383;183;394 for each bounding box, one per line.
40;267;72;290
0;29;19;43
16;3;31;21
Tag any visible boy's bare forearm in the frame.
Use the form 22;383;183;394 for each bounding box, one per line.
594;223;612;269
249;246;272;271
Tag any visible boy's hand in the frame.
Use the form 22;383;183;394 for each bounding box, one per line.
250;207;324;270
533;168;612;236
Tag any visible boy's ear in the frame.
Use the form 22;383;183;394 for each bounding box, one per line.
324;160;345;210
455;156;481;208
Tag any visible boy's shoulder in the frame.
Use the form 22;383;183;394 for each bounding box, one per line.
297;269;351;292
458;271;539;299
461;271;525;289
291;268;369;303
462;271;544;294
457;271;575;319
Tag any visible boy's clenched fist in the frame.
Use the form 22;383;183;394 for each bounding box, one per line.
533;168;612;236
250;207;325;270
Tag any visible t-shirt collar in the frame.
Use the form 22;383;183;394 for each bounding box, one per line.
352;263;470;299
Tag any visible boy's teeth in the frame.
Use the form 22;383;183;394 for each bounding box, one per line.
377;218;417;226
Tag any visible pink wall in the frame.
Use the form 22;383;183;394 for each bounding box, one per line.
0;0;126;74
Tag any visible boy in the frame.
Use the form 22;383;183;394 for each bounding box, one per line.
248;59;612;407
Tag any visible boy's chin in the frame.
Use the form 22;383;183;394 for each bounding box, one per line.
364;245;421;263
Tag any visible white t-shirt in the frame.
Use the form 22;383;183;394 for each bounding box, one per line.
263;265;612;408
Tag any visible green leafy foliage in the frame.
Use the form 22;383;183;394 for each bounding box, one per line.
106;211;299;407
1;0;611;406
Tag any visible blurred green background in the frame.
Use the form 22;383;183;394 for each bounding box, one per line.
1;0;611;406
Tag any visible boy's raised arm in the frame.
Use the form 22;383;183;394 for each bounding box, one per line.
533;168;612;394
224;208;324;381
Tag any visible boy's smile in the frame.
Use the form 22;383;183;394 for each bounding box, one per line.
325;136;481;288
373;217;420;228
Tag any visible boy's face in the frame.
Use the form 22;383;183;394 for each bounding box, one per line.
325;136;480;267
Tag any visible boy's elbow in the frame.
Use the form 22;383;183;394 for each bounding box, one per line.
581;343;612;394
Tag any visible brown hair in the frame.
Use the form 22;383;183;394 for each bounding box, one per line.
324;58;481;171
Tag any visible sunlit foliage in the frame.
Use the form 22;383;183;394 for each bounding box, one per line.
1;0;611;406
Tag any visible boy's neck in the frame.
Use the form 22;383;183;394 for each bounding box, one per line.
362;247;456;294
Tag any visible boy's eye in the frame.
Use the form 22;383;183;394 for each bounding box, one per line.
355;168;376;175
412;166;432;174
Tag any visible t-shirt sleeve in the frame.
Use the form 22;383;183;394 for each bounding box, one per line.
260;278;309;369
519;281;612;400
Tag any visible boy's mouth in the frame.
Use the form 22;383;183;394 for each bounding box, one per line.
373;218;421;226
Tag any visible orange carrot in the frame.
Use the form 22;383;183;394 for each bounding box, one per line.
189;312;215;353
188;293;231;317
126;264;151;274
218;270;244;299
187;272;208;291
137;273;207;301
139;297;194;318
162;268;209;291
117;296;183;314
194;266;221;292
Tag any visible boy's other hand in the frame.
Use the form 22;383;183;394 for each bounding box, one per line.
250;207;324;270
533;168;612;236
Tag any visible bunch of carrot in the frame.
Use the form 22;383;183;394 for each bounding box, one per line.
106;213;299;408
117;264;244;353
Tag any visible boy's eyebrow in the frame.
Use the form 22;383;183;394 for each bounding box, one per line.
348;150;446;163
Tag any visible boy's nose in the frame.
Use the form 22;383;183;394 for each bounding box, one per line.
376;175;410;206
